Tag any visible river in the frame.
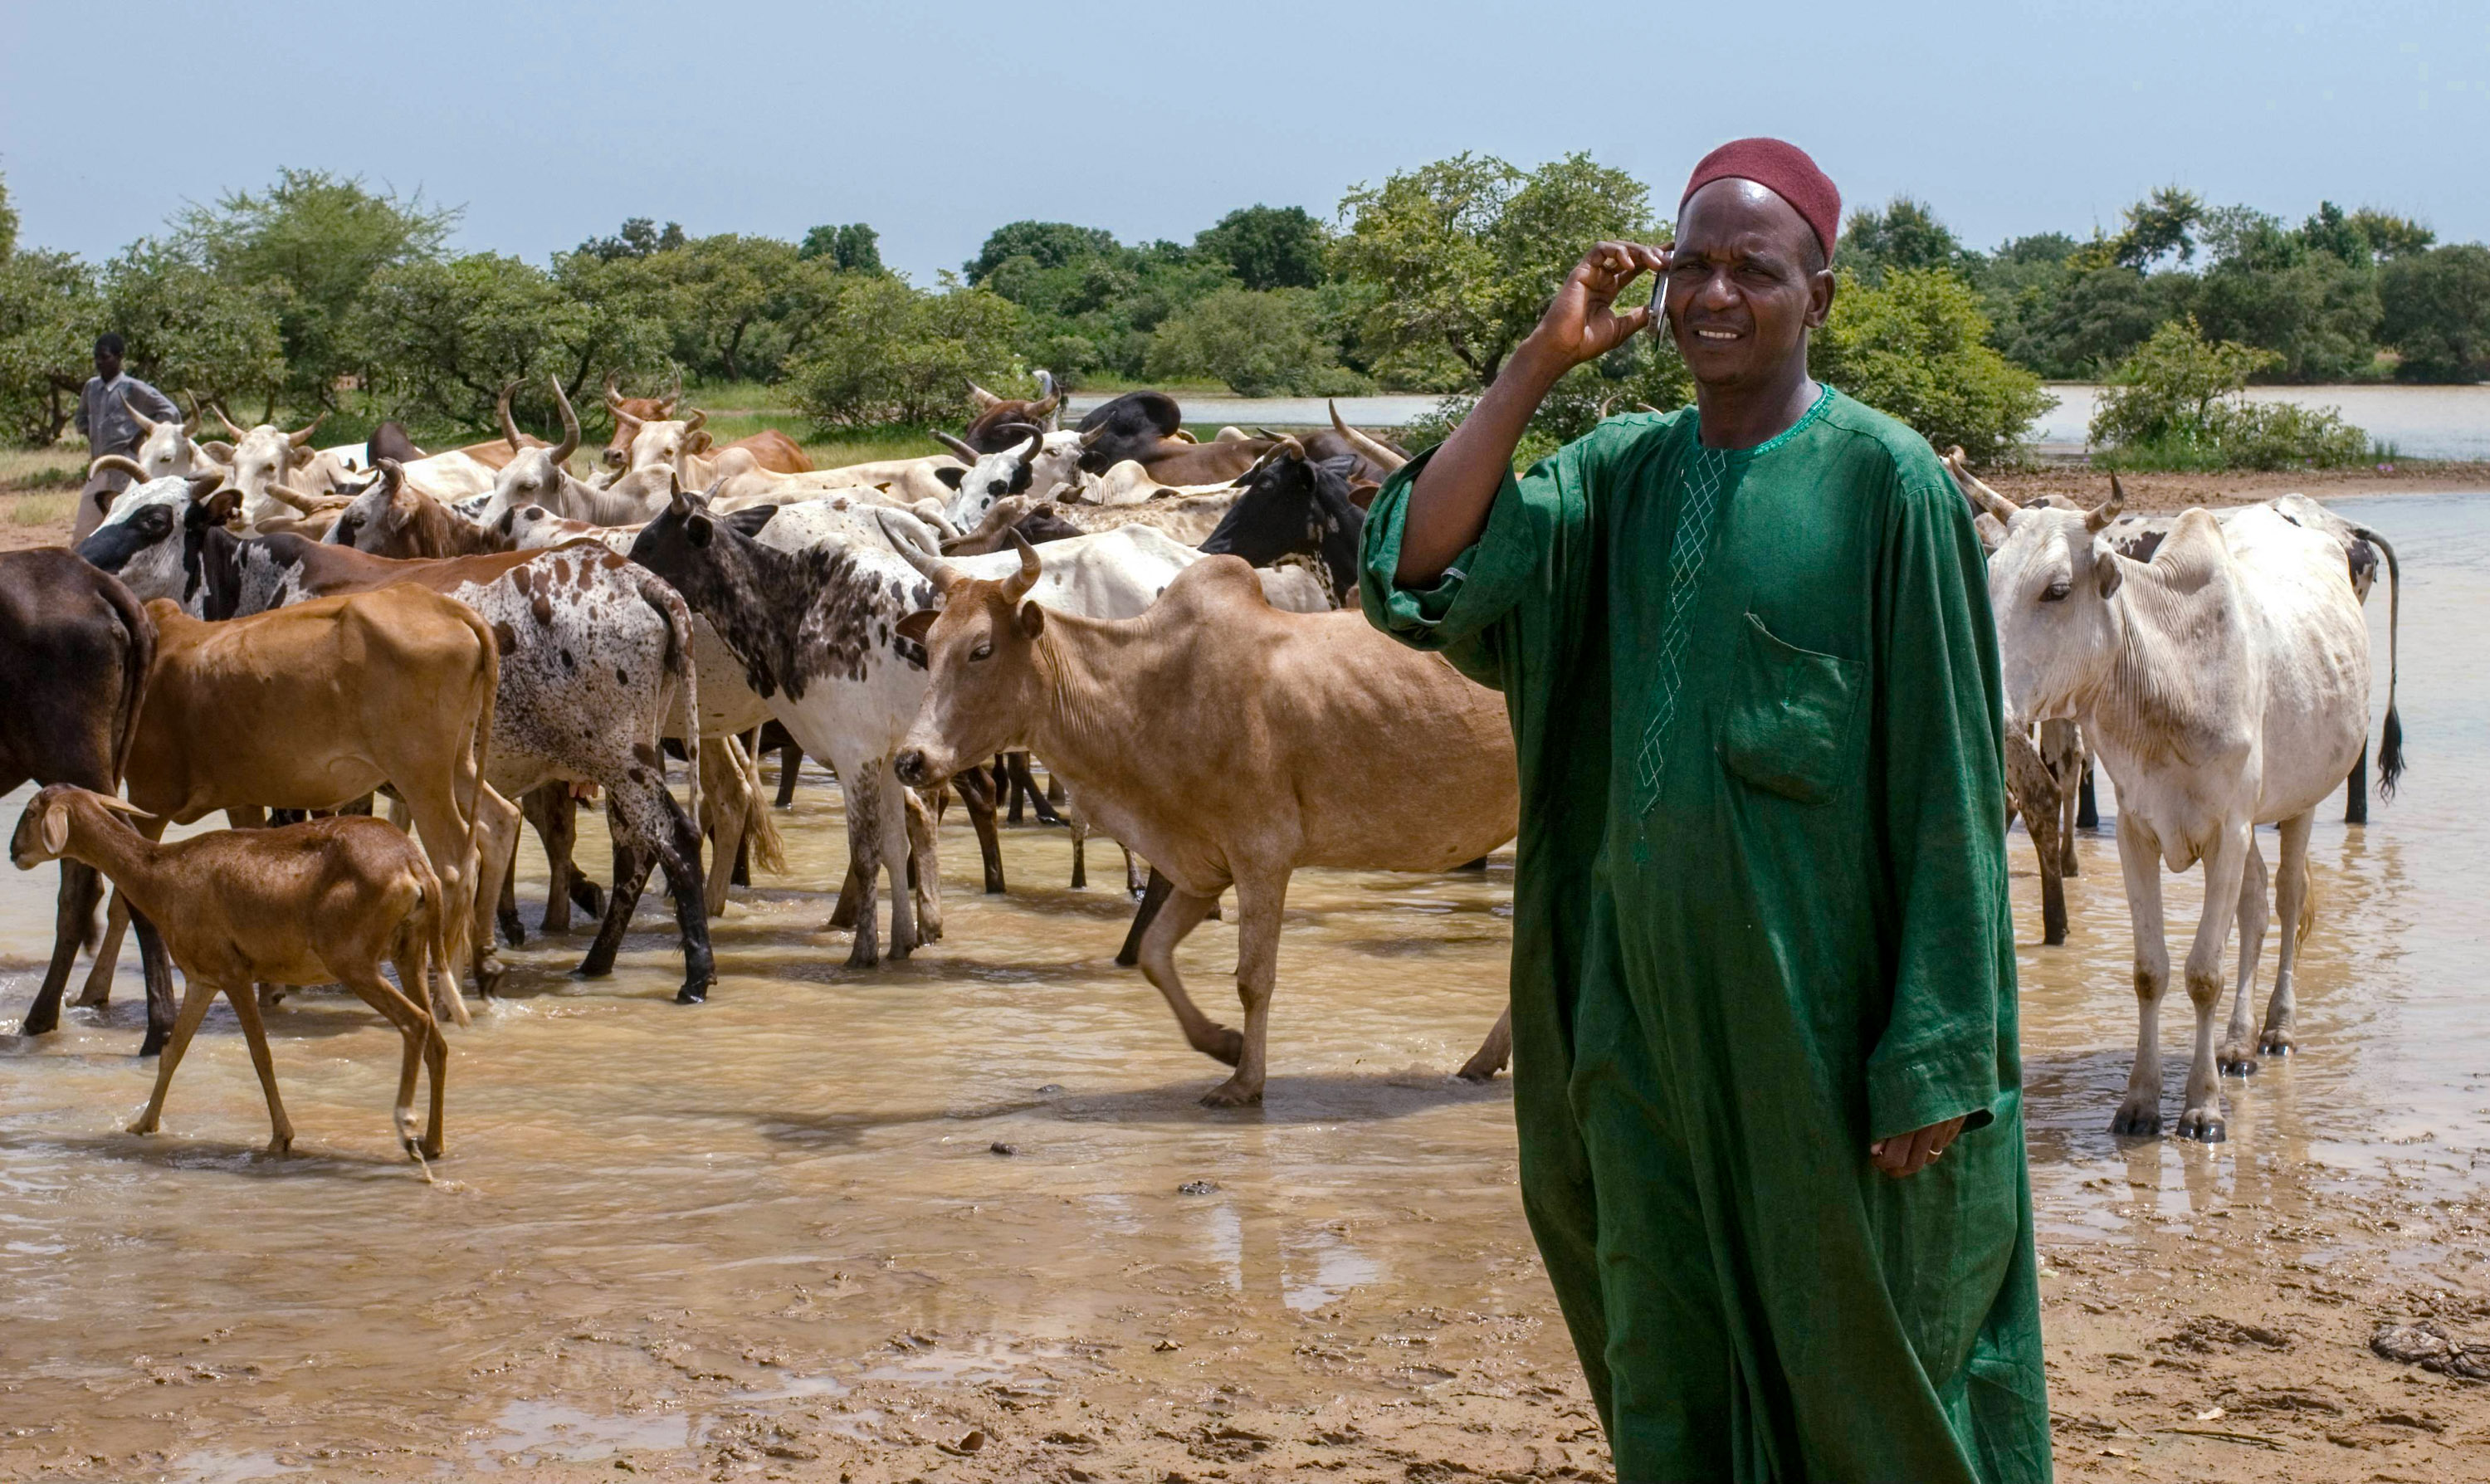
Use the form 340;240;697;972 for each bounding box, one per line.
0;491;2483;1478
1073;383;2490;461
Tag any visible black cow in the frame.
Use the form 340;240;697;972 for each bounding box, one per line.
0;549;176;1053
1197;440;1366;607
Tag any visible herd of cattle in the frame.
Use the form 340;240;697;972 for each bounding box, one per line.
0;379;2405;1163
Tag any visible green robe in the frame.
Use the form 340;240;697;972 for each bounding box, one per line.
1359;388;2051;1482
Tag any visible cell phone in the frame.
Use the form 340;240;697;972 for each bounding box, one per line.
1646;266;1669;339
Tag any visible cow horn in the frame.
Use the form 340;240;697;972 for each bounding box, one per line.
680;408;706;437
603;371;625;411
2087;475;2125;532
90;793;154;820
184;472;225;505
657;369;681;416
498;380;526;451
1029;393;1061;427
264;482;337;515
547;375;580;464
1003;530;1042;603
126;403;159;436
211;403;247;439
286;410;327;447
881;512;972;593
1014;429;1044;471
967;381;1003;412
1078;423;1107;448
372;456;407;503
932;431;979;462
1329;400;1408;473
87;454;148;483
1940;446;2021;523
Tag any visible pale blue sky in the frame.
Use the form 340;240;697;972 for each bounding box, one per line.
6;0;2485;276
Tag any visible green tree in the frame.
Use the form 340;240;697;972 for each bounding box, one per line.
354;252;666;431
1194;205;1328;290
577;217;687;261
1812;268;2054;464
964;222;1122;285
1145;286;1368;396
2090;316;2371;468
173;168;456;412
100;241;288;418
798;222;882;275
0;178;99;447
787;276;1027;427
660;233;805;382
2379;243;2490;382
1838;197;1972;284
2112;186;2203;270
1334;151;1654;388
978;228;1228;383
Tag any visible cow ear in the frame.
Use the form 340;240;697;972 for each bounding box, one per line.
203;440;235;462
686;431;714;455
686;512;714;548
724;505;776;539
2093;544;2123;599
935;466;967;491
1017;601;1045;638
290;444;315;468
40;801;69;857
206;489;242;526
896;608;939;645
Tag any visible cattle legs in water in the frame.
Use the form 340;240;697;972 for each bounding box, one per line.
26;872;178;1056
574;773;714;1004
2344;741;2370;826
2113;813;2255;1142
2219;814;2315;1074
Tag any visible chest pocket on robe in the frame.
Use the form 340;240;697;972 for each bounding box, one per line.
1719;613;1866;806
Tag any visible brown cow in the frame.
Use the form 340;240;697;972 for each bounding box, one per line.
892;540;1517;1106
604;374;809;476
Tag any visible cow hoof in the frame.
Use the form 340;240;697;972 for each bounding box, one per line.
569;879;607;918
2218;1044;2260;1077
263;1135;293;1158
2258;1031;2296;1057
843;943;881;970
1455;1057;1505;1084
1199;1079;1264;1109
2109;1101;2162;1138
2175;1107;2227;1143
674;984;709;1005
498;910;526;949
138;1028;168;1059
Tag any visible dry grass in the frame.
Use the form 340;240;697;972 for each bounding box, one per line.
0;446;86;495
7;495;71;527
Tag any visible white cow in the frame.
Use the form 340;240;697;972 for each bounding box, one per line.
1984;478;2381;1142
204;405;334;531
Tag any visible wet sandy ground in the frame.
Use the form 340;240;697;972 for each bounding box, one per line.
1;491;2486;1481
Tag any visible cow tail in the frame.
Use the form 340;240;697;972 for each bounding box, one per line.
2355;524;2403;798
96;572;157;789
646;577;699;829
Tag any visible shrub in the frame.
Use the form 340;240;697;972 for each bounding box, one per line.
2379;243;2490;383
787;276;1027;427
2091;317;2374;469
1812;268;2054;465
1145;287;1369;397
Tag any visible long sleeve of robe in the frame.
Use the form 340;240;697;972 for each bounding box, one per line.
1359;388;2051;1483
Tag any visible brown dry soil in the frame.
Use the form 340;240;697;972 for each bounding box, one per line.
1985;461;2490;511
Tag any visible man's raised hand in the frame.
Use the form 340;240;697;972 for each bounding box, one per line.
1521;242;1670;375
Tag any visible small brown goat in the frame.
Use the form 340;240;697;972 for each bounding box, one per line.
9;786;453;1162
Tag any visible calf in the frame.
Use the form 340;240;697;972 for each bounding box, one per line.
12;786;452;1162
0;550;168;1050
893;541;1519;1106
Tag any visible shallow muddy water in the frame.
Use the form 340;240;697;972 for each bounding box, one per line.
0;491;2483;1479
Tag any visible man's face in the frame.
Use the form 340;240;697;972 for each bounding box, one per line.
1661;180;1833;390
94;347;121;381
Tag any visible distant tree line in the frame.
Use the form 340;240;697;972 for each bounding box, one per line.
1;161;2482;459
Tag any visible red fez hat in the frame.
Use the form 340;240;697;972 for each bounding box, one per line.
1679;139;1841;261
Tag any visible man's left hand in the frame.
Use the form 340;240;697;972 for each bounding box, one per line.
1869;1116;1966;1179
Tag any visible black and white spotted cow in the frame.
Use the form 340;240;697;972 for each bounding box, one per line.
77;492;717;1003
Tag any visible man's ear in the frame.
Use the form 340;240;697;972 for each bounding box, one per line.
40;801;69;857
2094;544;2123;598
1805;266;1837;331
1017;601;1045;638
896;608;939;645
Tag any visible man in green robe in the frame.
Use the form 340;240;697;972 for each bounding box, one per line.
1357;138;2052;1482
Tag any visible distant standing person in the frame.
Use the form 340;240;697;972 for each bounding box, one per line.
73;334;181;542
1358;139;2050;1481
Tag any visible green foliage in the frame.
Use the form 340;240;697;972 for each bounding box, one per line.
173;168;456;412
1333;151;1654;389
1193;206;1328;290
0;264;98;447
576;217;687;261
1145;286;1369;397
964;222;1122;285
1813;268;2054;465
100;241;288;417
353;252;666;431
798;222;883;275
2112;186;2203;270
2091;317;2373;469
2379;244;2490;382
1401;334;1692;471
1838;197;1971;284
788;276;1026;427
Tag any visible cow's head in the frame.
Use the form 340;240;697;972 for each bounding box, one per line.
963;375;1063;449
208;404;325;523
891;534;1048;788
125;406;220;484
932;426;1072;531
1199;435;1366;606
602;372;681;470
481;376;583;521
1074;390;1184;475
324;459;428;553
76;467;235;607
1968;461;2130;729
